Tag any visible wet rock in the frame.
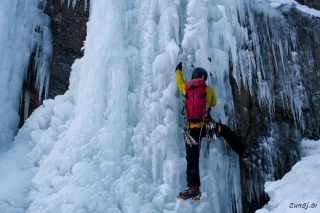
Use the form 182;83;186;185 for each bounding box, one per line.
230;7;320;213
45;0;89;99
19;0;89;127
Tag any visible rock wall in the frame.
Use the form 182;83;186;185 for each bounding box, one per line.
233;6;320;212
19;0;89;127
45;0;89;99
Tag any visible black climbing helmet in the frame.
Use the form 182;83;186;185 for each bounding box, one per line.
191;67;208;80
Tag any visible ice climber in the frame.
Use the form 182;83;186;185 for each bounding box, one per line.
175;62;253;201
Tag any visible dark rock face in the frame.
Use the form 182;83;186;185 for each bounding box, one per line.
45;0;89;99
19;50;43;128
230;6;320;212
291;12;320;138
19;0;89;127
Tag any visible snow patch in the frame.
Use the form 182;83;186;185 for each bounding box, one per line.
257;139;320;213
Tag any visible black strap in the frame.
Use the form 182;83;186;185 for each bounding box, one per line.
181;106;185;115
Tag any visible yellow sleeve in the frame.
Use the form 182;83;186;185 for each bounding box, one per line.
210;88;217;107
176;69;186;95
206;87;217;107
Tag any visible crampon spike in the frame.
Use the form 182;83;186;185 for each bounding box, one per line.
241;148;253;164
177;196;187;201
177;195;200;201
192;195;201;201
242;158;251;164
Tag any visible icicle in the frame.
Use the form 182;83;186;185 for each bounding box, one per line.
0;0;52;145
24;90;30;122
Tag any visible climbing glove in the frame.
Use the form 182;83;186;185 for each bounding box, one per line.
176;62;182;71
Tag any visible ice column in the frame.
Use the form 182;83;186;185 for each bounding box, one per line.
0;0;52;149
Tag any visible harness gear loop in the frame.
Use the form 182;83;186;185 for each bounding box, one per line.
204;122;211;158
206;134;210;141
203;119;219;158
183;128;198;147
183;119;219;157
198;117;205;150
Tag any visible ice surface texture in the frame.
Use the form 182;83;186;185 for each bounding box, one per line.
0;0;52;149
0;0;319;212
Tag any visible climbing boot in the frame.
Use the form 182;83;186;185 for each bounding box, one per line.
240;148;253;164
177;186;201;201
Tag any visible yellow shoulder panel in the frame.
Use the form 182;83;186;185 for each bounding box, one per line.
206;87;217;107
176;69;186;95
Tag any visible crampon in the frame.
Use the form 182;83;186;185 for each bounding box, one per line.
177;187;201;201
240;148;253;164
177;194;201;201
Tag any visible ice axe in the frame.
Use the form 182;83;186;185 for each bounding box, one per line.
178;45;182;63
191;57;211;70
207;57;213;86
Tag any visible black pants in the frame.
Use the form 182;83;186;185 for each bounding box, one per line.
186;123;247;187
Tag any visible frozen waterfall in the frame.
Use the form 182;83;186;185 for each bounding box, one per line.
0;0;51;152
0;0;319;212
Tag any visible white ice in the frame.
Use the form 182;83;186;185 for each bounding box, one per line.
0;0;52;151
0;0;319;212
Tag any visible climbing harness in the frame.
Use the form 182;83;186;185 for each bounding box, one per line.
183;119;219;157
204;120;217;158
198;117;205;148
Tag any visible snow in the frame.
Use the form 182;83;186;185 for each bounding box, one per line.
260;0;320;17
256;139;320;213
0;0;319;212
